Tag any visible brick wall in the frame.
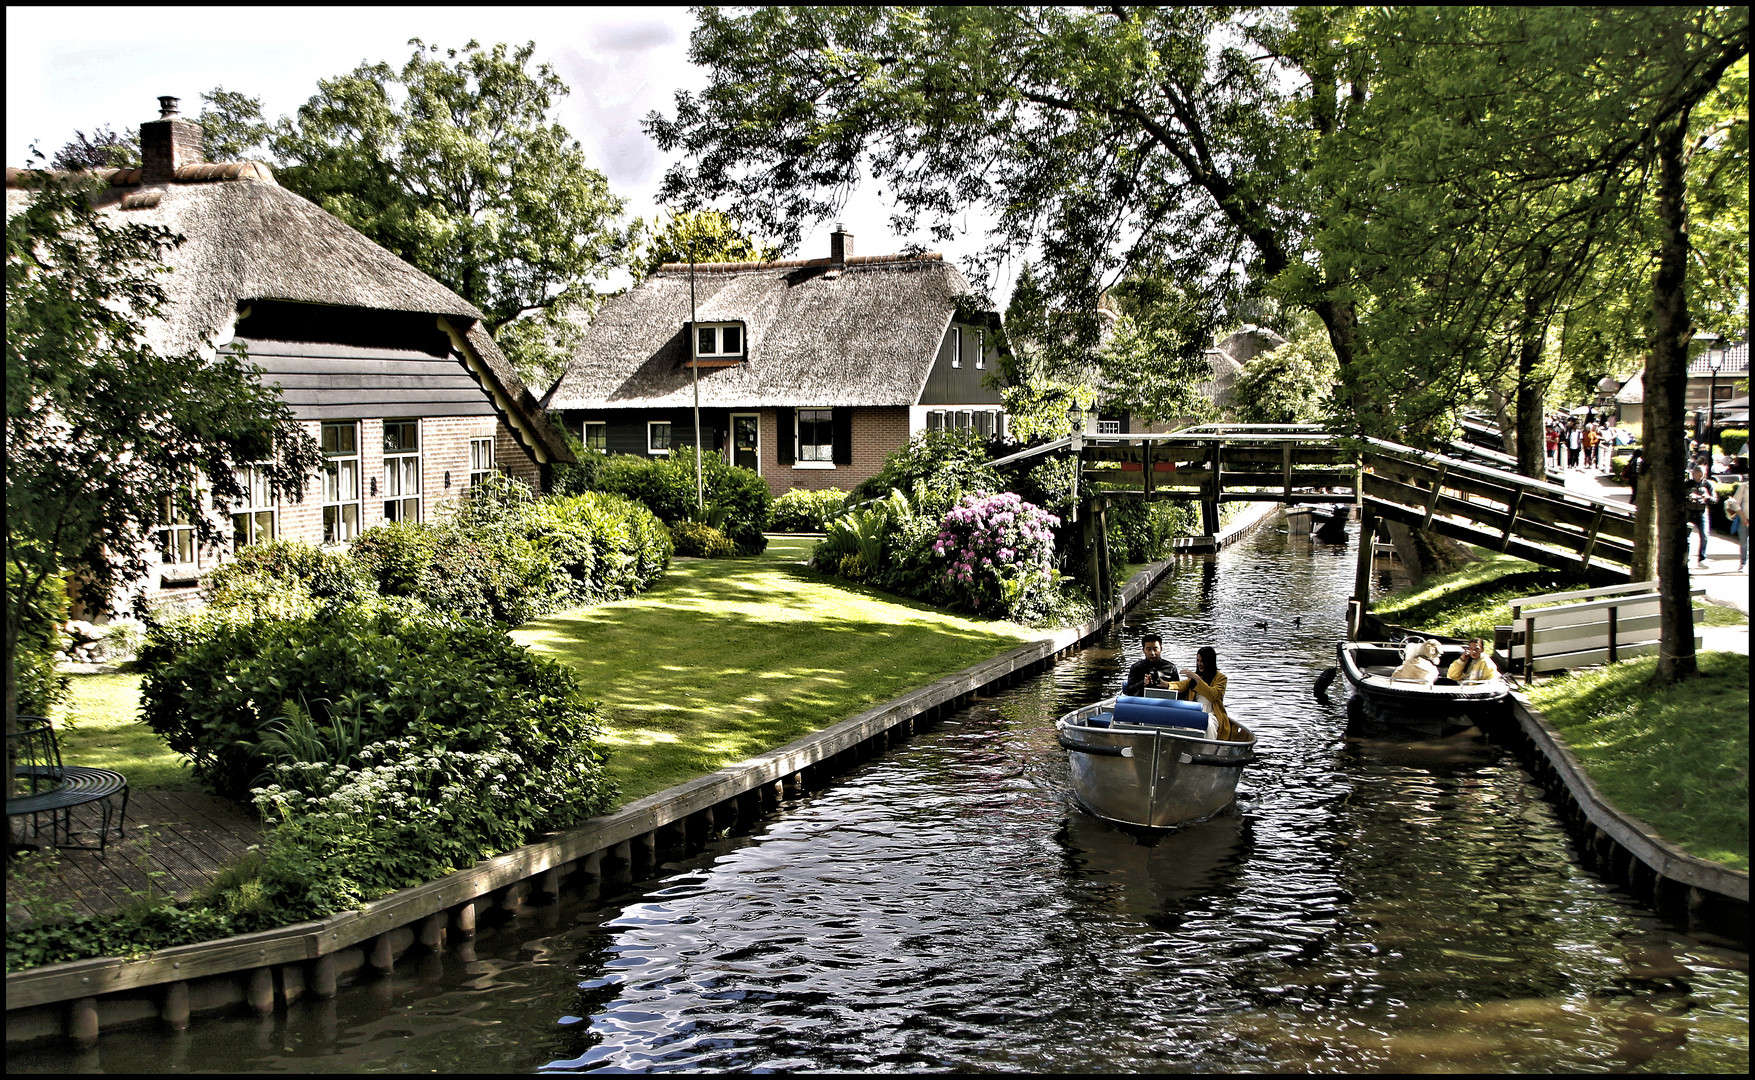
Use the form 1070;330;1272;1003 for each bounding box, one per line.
760;406;909;498
133;415;527;606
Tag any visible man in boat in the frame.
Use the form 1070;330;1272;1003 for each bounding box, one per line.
1122;632;1180;695
1169;646;1236;741
1443;638;1498;684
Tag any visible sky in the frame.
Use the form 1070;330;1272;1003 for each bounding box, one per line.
5;5;1014;303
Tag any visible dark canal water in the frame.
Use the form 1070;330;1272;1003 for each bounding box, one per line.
16;520;1749;1072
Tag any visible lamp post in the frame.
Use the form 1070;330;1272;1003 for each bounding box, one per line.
1706;335;1726;467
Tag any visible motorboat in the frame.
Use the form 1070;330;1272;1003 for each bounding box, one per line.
1335;640;1510;731
1055;689;1256;829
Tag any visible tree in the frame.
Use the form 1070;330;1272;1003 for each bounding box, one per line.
1231;325;1338;426
647;7;1379;418
196;86;274;162
48;126;139;171
634;209;778;281
5;171;321;735
268;39;634;385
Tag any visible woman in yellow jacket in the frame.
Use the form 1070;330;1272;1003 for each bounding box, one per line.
1170;646;1235;741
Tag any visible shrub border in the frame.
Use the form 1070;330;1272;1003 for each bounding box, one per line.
6;506;1282;1045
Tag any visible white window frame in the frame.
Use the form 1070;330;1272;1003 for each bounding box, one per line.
383;419;421;523
231;463;276;550
648;420;672;456
976;327;985;369
157;484;199;567
469;436;496;486
582;421;608;452
796;408;835;467
950;326;963;368
693;322;745;360
321;420;362;544
1096;419;1122;435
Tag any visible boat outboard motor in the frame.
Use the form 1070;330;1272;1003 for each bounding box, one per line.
1314;507;1350;543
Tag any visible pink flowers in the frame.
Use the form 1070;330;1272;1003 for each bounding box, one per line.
932;491;1059;615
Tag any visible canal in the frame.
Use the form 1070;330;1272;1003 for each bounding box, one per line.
15;519;1749;1072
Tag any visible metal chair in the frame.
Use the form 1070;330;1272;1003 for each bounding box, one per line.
7;715;129;855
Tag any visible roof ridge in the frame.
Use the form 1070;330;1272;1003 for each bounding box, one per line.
6;161;277;189
655;251;944;274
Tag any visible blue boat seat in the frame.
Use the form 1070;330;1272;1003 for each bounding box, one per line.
1112;694;1208;730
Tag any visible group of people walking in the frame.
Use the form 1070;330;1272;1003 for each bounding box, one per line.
1545;414;1623;472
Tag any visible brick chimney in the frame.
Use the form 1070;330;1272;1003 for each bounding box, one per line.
830;223;853;264
140;96;205;183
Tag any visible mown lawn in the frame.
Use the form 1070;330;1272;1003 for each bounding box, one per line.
1525;652;1749;872
513;536;1035;805
47;670;196;792
1369;549;1747;638
32;539;1036;809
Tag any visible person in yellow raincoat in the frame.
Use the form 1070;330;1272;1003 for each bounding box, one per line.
1170;646;1234;741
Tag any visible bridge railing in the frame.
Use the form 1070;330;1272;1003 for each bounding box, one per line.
1358;437;1636;572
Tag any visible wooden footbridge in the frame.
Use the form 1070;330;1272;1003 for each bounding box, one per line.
992;423;1638;625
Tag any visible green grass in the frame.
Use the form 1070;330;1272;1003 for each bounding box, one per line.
513;536;1034;805
49;670;198;792
1525;653;1749;871
1370;551;1599;639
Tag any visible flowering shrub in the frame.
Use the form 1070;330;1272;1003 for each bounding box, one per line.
932;491;1061;619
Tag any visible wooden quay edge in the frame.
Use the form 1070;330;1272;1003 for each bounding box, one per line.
5;516;1239;1019
1506;692;1749;905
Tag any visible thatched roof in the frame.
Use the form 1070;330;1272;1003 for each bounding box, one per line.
544;254;976;410
6;166;571;465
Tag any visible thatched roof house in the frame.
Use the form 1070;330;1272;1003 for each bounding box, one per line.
546;228;1006;495
7;96;572;597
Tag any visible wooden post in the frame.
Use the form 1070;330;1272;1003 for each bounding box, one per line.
1352;509;1376;620
1096;498;1112;601
1203;440;1222;537
1082;498;1103;599
1607;605;1619;663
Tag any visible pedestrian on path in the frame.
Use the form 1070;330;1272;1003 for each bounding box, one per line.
1730;477;1750;572
1567;422;1583;469
1686;465;1717;566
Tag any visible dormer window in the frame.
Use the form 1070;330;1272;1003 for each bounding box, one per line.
692;321;745;366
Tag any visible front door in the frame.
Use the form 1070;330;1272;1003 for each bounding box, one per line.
731;413;760;472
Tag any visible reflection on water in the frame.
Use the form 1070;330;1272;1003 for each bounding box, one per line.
11;522;1748;1074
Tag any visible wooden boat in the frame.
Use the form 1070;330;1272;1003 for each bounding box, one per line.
1055;689;1257;829
1335;641;1510;731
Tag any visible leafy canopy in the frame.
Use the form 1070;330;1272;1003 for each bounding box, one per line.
5;171;320;722
259;39;634;386
635;209;778;281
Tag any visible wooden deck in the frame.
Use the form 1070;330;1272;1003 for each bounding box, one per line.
6;791;264;925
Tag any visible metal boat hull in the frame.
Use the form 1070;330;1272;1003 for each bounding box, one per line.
1056;699;1256;829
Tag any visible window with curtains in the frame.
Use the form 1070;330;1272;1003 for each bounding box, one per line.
321;421;361;543
797;409;834;462
383;419;420;522
231;463;276;548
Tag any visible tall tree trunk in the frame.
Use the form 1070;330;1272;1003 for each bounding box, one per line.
1646;119;1697;684
1513;292;1550;480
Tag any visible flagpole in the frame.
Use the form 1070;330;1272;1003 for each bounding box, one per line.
689;219;704;512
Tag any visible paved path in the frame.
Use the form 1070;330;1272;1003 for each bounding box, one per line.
1557;466;1748;654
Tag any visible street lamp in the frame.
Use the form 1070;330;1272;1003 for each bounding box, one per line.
1706;335;1727;462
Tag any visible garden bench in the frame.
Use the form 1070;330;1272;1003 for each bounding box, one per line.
1492;581;1705;683
7;716;129;855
